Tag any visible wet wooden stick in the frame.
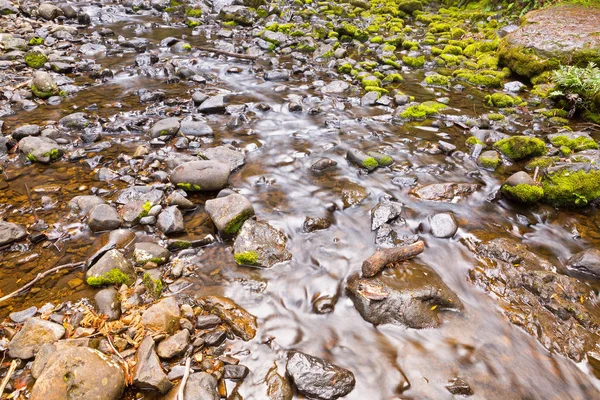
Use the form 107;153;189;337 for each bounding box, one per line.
178;356;192;400
196;47;258;61
0;359;18;396
362;241;425;277
0;262;84;304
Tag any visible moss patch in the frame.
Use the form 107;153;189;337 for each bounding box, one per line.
87;268;133;287
494;136;546;160
234;250;260;266
143;273;163;299
502;184;544;203
549;135;598;152
485;93;522;108
542;168;600;207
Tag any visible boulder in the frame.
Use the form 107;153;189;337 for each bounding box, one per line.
179;120;213;137
19;136;62;163
198;144;245;172
0;221;27;246
148;117;180;138
94;287;121;321
30;347;125;400
59;112;90;129
233;220;291;268
197;95;227;114
566;248;600;279
87;204;121;232
141;297;180;334
219;6;255;26
205;193;254;235
156;206;185;235
85;249;136;287
409;182;479;202
157;330;189;359
38;3;63;20
286;351;355;400
134;242;170;265
31;71;58;99
133;336;172;394
427;212;458;238
8;318;65;359
170;160;230;192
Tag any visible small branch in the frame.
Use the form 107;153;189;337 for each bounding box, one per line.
196;47;258;61
362;241;425;277
0;262;84;305
178;357;192;400
0;360;18;396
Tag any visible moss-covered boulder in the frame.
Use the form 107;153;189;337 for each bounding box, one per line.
501;171;543;203
25;50;47;69
498;5;600;79
541;164;600;207
233;220;291;268
494;136;546;160
547;132;598;152
85;249;136;287
30;71;58;99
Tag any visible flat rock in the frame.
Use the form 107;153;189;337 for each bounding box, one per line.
85;249;136;286
205;193;254;235
0;221;27;246
88;204;121;232
410;182;479;202
68;195;106;215
8;318;65;359
163;372;219;400
200;296;256;341
157;330;189;359
134;242;170;265
233;219;291;268
179;120;213;137
198;144;245;172
30;347;125;400
19;136;62;163
566;248;600;279
9;306;37;323
133;336;172;394
170;160;230;192
286;351;355;400
198;95;227;114
141;297;180;334
156;206;185;235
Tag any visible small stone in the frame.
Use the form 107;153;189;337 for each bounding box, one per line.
148;117;180;138
9;306;37;323
8;318;65;359
142;297;181;334
205;194;254;235
134;242;170;265
233;220;291;268
95;288;121;321
224;364;249;380
157;330;190;359
157;206;185;235
88;204;121;232
303;216;332;233
0;221;27;246
196;314;222;329
428;212;458;238
445;377;474;396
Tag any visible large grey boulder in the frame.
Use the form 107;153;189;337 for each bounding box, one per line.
0;221;27;246
170;160;230;192
233;220;291;268
198;144;245;172
8;318;65;359
156;206;185;235
133;336;172;394
19;136;62;163
87;204;121;232
148;117;180;138
205;193;254;235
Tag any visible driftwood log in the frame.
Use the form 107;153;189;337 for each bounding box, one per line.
362;241;425;277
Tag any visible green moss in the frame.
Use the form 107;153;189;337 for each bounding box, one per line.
222;21;237;27
139;200;153;219
338;63;353;74
502;184;544;203
525;156;559;170
549;135;599;152
382;73;403;84
181;43;192;50
442;44;462;55
402;40;419;50
400;102;446;120
540;108;569;118
26;153;37;162
429;22;451;33
455;71;502;88
143;273;163;299
439;53;461;66
170;240;192;250
466;136;484;146
185;8;202;17
478;155;499;169
25;51;48;69
186;19;201;28
29;37;44;46
31;83;57;99
476;54;498;69
542;169;600;207
487;113;505;121
362;157;379;169
402;55;425;68
223;211;253;235
361;76;381;88
43;148;60;161
494;136;546;160
234;250;260;266
364;86;388;94
425;74;450;86
87;268;133;287
485;93;522;108
497;41;559;79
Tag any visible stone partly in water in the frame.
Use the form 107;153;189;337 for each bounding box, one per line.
157;329;189;359
286;351;355;400
163;372;219;400
87;204;121;232
233;219;291;268
8;318;65;359
501;171;544;204
410;182;479;202
0;221;27;246
170;160;231;192
156;206;185;235
31;71;58;99
347;261;463;328
205;193;255;235
30;347;125;400
133;336;172;394
148;117;180;138
200;296;257;341
141;297;181;334
19;136;62;163
85;249;136;287
134;242;170;265
566;248;600;279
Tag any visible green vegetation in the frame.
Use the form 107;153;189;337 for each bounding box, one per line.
234;250;260;266
185;8;202;17
29;37;44;46
525;156;559;170
549;135;598;151
542;168;600;207
224;212;253;235
399;102;446;120
485;93;522;108
494;136;546;160
176;182;202;191
87;268;133;287
466;136;485;146
361;157;379;170
25;51;48;69
402;55;425;68
502;184;544;203
477;154;500;169
550;62;600;119
425;74;450;86
143;273;163;299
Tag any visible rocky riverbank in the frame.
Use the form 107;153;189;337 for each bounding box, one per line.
1;0;600;399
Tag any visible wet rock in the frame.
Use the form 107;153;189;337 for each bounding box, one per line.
87;204;121;232
163;372;218;400
148;117;180;138
347;148;378;171
38;3;63;20
94;287;121;321
85;249;136;287
427;212;459;238
566;249;600;279
0;0;18;14
361;91;380;107
198;144;245;172
134;242;170;265
179;120;213;137
371;200;403;230
196;314;221;329
347;261;463;328
504;81;526;93
19;136;62;163
157;206;185;235
8;318;65;359
286;351;355;400
9;306;37;323
410;182;479;202
265;69;290;81
266;366;293;400
141;297;180;334
446;377;474;396
30;347;125;400
157;330;189;359
205;193;254;235
192;91;209;105
202;329;226;346
170;160;230;192
501;171;543;203
59;112;89;129
0;220;27;246
198;94;227;114
233;219;291;268
31;71;58;99
200;296;257;341
321;80;350;94
12;124;40;140
303;216;331;233
166;191;195;209
341;182;369;209
477;150;500;170
219;6;255;26
133;336;172;394
224;364;249;379
310;158;337;172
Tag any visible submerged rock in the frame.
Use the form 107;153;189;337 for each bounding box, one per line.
8;318;65;359
30;347;125;400
205;193;254;235
0;221;27;246
286;351;355;400
347;261;463;328
410;182;479;202
566;248;600;279
233;219;291;268
200;296;257;341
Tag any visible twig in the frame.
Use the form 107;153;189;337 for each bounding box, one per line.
196;47;258;61
0;360;18;397
165;282;194;297
533;166;540;182
362;241;425;277
178;357;192;400
0;262;84;304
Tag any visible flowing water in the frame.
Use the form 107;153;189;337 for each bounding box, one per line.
1;6;600;399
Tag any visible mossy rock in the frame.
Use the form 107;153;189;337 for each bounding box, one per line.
485;93;521;108
541;166;600;207
494;136;546;160
548;133;598;152
501;183;544;204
